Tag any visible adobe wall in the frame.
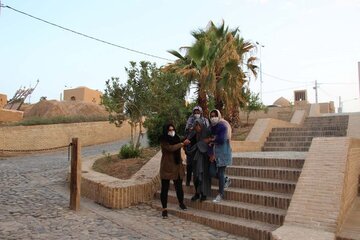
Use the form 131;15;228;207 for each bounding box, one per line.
0;121;133;154
63;87;102;104
0;109;23;122
0;93;7;108
83;88;102;104
231;118;297;152
239;104;310;125
347;113;360;139
239;107;292;124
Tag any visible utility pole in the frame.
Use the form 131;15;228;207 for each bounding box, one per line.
256;42;265;102
313;80;319;103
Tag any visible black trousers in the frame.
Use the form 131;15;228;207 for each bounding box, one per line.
160;177;184;209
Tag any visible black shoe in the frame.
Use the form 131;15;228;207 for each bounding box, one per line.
191;194;200;202
179;203;187;211
200;195;207;202
162;210;168;219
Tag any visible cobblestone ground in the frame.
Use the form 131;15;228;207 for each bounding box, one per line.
0;139;246;240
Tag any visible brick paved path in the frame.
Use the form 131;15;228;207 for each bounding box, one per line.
0;139;246;240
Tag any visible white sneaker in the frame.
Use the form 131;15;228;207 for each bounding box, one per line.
212;194;222;203
224;177;231;188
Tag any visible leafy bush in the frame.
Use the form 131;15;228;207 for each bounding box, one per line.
119;143;141;158
144;106;191;147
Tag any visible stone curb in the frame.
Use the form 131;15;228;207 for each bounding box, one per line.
80;151;161;209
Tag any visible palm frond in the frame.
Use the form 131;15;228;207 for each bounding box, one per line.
167;50;185;60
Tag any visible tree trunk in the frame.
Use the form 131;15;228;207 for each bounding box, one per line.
215;94;224;115
135;120;142;149
231;107;241;128
130;121;134;145
197;83;208;117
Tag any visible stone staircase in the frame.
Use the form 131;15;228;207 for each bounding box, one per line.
262;115;349;151
150;153;306;240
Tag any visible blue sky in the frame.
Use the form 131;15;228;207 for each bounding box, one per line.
1;0;359;112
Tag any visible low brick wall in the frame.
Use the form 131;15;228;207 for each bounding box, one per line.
0;109;23;122
271;137;360;239
232;118;297;152
80;151;161;208
347;113;360;139
0;121;132;153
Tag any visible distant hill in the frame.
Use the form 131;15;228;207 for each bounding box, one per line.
23;100;108;118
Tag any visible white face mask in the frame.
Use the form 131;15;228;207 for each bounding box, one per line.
168;131;175;137
210;117;220;125
194;114;201;119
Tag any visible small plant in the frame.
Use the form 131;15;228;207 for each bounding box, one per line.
102;150;112;162
119;143;141;159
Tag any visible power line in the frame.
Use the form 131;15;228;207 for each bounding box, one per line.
263;84;309;94
0;4;173;62
318;82;357;85
262;72;311;84
263;72;357;85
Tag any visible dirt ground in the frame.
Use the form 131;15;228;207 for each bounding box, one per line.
232;124;254;141
92;147;159;179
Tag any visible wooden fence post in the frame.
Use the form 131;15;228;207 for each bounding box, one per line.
70;137;81;211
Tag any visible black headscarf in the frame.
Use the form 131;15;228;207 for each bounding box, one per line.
160;123;182;165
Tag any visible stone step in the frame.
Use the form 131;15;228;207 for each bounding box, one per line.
303;123;348;128
266;136;315;142
157;191;287;225
304;115;349;121
232;156;304;169
177;185;292;210
226;165;302;181
211;176;297;194
303;120;348;127
272;126;347;132
149;201;276;240
262;146;309;152
263;141;312;148
268;130;346;137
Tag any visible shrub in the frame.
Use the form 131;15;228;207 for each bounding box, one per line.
119;143;141;159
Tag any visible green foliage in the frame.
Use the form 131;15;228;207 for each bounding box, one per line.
241;90;266;124
11;115;108;126
102;61;191;147
143;71;190;146
165;20;257;120
119;143;141;159
101;77;126;127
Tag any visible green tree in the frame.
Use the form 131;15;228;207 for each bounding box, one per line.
101;77;126;127
164;20;257;124
241;90;266;125
123;61;155;148
144;71;190;146
102;61;190;148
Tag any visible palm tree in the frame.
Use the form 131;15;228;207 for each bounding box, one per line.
164;21;257;123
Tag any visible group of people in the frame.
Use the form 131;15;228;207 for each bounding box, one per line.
159;106;232;219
